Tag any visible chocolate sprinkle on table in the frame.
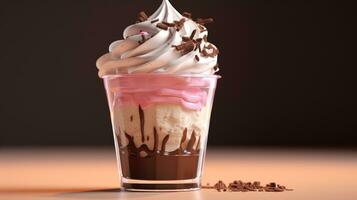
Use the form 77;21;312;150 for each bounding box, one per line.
203;180;294;192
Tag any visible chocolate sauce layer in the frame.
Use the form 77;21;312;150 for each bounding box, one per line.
117;126;200;180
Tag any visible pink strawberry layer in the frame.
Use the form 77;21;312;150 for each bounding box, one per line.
105;75;214;110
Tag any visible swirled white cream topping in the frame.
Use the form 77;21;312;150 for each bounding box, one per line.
96;0;219;77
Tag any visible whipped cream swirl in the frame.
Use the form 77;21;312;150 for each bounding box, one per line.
96;0;219;77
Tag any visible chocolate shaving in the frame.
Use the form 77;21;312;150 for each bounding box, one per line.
183;12;192;19
138;34;147;44
174;34;203;54
182;36;190;42
203;35;208;42
201;44;219;57
195;55;200;62
190;29;197;39
183;41;195;53
194;44;199;51
173;40;195;53
151;19;159;23
162;21;176;27
174;18;186;31
138;11;148;22
214;64;219;72
199;25;207;32
206;44;214;49
157;23;168;30
194;38;203;51
203;180;293;192
195;38;203;43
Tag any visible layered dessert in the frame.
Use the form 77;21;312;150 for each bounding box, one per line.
96;0;219;190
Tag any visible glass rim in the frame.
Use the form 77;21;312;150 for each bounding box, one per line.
101;73;222;79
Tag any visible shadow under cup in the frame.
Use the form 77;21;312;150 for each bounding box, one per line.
103;74;220;191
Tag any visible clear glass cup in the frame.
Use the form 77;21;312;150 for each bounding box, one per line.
102;74;220;191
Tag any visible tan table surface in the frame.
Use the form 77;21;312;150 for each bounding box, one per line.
0;148;356;200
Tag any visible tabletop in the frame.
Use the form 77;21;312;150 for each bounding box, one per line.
0;147;356;200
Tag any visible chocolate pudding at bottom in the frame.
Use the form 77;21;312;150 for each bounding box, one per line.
113;104;211;181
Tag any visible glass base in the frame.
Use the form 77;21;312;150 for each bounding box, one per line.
121;177;201;192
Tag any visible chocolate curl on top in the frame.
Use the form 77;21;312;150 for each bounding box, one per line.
138;11;148;22
173;41;195;53
151;19;159;23
201;44;219;58
214;64;219;72
194;38;203;52
162;21;176;27
197;44;202;52
203;35;208;42
195;38;203;43
190;30;197;39
206;44;214;49
174;18;186;31
138;34;147;44
182;36;190;42
196;18;214;25
157;23;169;30
199;25;207;33
195;55;200;62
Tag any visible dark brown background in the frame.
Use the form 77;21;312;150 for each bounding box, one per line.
0;0;355;147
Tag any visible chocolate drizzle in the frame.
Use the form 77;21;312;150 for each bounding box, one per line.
121;128;200;157
116;106;202;181
161;134;170;153
196;137;201;150
186;130;197;152
118;106;200;157
181;128;187;147
124;127;159;156
139;105;145;142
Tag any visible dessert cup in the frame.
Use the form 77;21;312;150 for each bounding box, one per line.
102;74;219;191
